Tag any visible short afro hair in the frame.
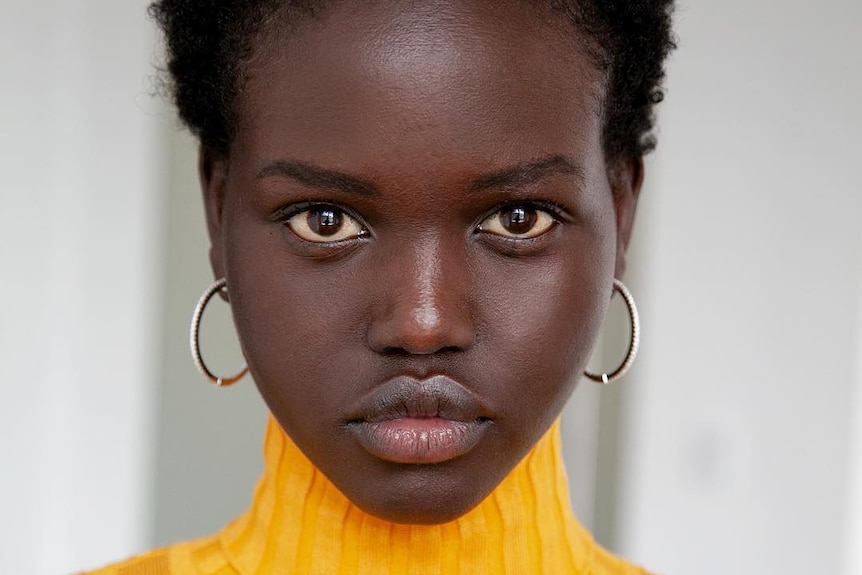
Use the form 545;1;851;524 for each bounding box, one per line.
149;0;675;162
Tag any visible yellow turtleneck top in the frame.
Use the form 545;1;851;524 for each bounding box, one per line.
81;416;651;575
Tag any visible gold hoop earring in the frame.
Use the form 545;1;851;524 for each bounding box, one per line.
584;279;640;385
189;278;249;387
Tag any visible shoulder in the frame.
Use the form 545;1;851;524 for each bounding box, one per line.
74;535;234;575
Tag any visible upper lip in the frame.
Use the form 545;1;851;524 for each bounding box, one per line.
347;374;489;424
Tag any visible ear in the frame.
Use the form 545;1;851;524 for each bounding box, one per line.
199;145;229;288
610;156;644;279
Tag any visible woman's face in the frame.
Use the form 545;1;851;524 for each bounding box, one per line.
202;0;640;524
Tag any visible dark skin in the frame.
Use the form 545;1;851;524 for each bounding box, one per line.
200;0;642;524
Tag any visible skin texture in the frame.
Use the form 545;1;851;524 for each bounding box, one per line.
200;0;642;524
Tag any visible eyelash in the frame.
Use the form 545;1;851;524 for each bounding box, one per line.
475;200;568;227
273;201;364;224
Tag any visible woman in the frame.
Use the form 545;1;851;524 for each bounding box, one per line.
84;0;674;572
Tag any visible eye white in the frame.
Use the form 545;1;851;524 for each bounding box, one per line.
287;208;365;243
478;208;556;239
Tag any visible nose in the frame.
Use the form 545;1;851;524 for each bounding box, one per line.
366;238;476;355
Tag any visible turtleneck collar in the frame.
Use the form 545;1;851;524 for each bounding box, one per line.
217;415;599;574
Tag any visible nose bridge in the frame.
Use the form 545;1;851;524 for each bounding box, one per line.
368;235;474;355
411;237;443;330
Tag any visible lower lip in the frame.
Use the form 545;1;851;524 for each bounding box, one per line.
350;417;488;464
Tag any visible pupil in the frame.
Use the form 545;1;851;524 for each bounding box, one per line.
502;207;537;235
309;209;343;236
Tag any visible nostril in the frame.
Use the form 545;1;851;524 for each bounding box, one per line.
379;344;466;357
367;309;476;355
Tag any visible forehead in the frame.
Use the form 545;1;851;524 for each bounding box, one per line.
234;0;605;172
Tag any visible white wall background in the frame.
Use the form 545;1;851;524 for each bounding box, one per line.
846;243;862;575
616;1;862;574
0;1;162;573
1;1;860;574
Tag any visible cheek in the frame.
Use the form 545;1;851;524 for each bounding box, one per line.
474;248;613;419
221;217;368;431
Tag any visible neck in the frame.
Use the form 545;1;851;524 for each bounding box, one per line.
219;416;596;574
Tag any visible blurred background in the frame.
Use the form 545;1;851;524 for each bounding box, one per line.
2;0;861;574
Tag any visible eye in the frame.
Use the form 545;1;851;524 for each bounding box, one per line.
477;205;556;239
286;206;366;243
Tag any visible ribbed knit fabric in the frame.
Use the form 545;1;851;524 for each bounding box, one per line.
81;416;652;575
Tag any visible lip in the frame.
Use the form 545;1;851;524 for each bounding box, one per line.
346;375;491;464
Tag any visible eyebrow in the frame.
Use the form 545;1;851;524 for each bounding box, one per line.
257;154;585;196
468;155;586;193
257;159;378;196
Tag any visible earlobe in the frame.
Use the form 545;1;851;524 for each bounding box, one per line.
198;146;229;287
611;156;644;279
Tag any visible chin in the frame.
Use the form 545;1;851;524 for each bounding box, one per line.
348;464;496;525
359;494;483;525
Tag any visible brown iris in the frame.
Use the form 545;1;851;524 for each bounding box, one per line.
499;207;538;235
308;208;343;237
